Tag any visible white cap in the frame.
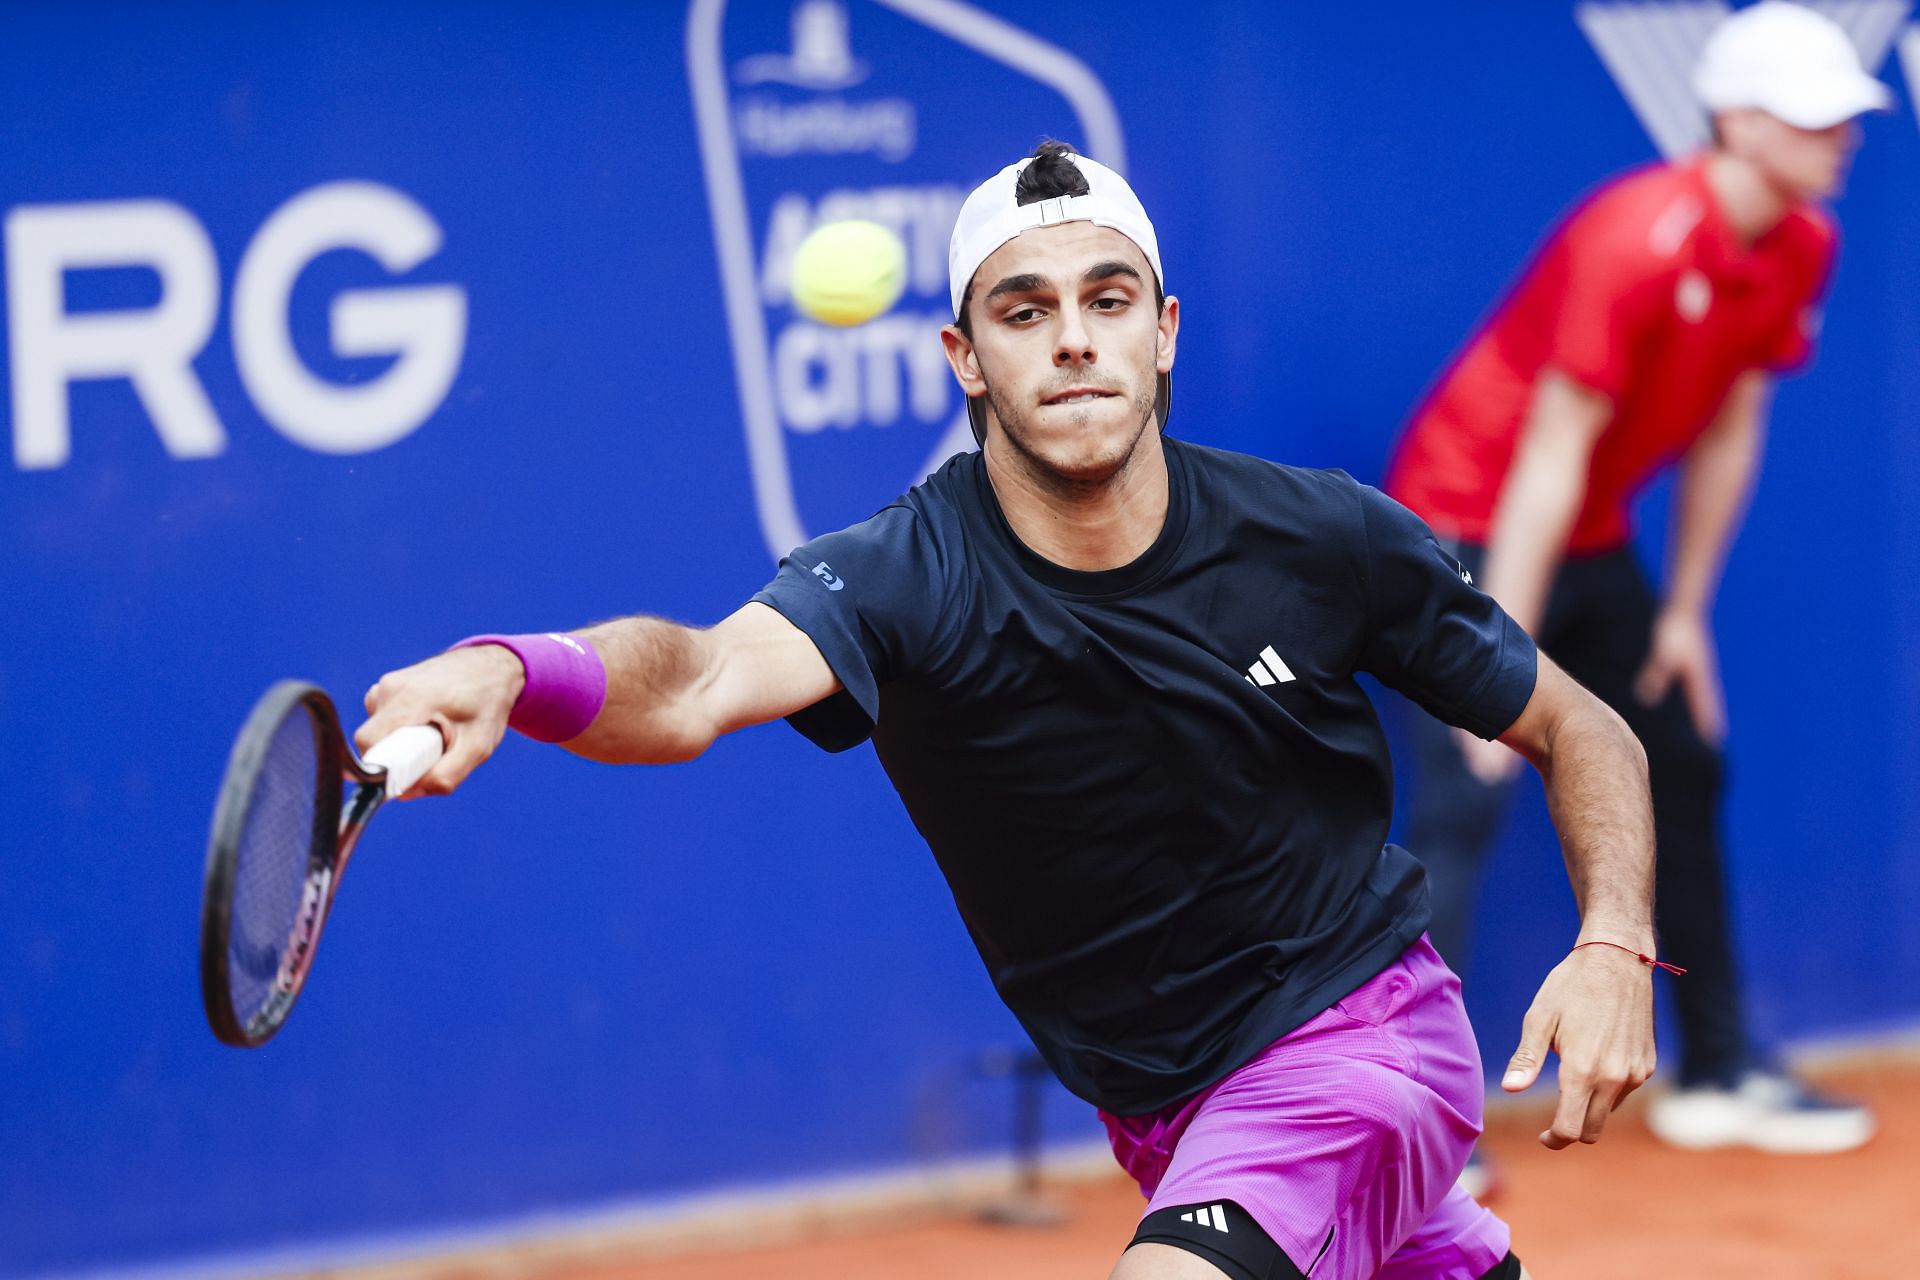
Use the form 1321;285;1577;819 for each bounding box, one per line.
1694;1;1892;129
947;151;1163;318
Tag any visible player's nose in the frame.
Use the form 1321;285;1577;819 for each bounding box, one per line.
1053;310;1095;366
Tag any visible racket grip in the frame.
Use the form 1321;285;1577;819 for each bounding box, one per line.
363;725;445;797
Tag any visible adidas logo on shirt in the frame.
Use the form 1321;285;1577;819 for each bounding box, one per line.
1243;645;1295;688
1179;1203;1230;1233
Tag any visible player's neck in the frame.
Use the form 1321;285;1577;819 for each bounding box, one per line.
984;428;1170;572
1702;150;1796;245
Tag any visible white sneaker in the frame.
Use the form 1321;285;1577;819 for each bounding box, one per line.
1646;1072;1875;1154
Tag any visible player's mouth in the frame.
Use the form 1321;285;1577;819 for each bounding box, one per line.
1041;387;1120;407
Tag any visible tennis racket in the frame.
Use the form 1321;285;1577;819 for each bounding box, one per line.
198;679;443;1047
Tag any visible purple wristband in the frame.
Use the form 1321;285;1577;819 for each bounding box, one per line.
452;632;606;743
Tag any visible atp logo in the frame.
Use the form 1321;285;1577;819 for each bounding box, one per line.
1576;1;1914;157
687;0;1129;561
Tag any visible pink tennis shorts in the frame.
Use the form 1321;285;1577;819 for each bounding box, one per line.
1100;936;1509;1279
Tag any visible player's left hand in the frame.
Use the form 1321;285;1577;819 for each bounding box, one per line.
1501;940;1658;1150
1633;608;1726;744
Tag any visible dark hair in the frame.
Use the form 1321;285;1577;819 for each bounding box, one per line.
1014;138;1091;206
954;139;1163;339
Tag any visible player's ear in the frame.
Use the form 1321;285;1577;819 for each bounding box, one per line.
1155;295;1180;374
940;323;984;393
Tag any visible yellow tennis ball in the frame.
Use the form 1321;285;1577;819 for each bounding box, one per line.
790;219;908;326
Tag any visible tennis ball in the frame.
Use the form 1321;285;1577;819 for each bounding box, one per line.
790;219;908;327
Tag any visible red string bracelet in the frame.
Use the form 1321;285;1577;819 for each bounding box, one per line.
1572;940;1687;975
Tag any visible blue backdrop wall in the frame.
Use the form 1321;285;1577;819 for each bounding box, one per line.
3;2;1916;1275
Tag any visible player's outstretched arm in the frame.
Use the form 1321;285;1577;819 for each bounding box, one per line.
567;602;840;764
1493;653;1660;1150
355;602;840;795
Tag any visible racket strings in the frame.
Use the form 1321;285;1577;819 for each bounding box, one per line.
226;709;326;1026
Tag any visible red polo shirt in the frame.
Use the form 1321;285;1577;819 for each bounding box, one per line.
1386;157;1835;553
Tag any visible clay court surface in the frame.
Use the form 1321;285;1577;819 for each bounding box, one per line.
338;1056;1914;1280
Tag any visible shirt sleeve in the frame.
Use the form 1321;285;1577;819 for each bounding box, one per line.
1538;211;1668;402
750;503;949;753
1353;484;1538;740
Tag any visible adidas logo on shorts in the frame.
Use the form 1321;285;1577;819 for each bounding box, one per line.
1179;1203;1230;1233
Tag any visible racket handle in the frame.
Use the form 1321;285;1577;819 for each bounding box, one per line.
363;725;445;798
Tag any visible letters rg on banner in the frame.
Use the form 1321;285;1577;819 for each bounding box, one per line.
3;180;467;471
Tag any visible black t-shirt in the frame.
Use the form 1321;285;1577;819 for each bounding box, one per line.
752;437;1536;1114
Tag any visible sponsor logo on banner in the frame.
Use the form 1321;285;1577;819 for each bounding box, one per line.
1576;1;1910;158
3;181;467;470
688;0;1128;561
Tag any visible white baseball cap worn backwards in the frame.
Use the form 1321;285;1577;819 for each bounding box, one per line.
947;151;1164;318
1694;1;1892;129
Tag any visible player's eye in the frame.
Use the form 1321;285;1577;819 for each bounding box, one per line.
1090;296;1128;312
1005;306;1044;324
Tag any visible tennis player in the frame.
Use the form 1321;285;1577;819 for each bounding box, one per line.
360;143;1665;1280
1384;0;1880;1171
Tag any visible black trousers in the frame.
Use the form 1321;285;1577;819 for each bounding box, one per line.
1404;543;1754;1087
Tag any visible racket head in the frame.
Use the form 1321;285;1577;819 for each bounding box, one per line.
199;680;346;1047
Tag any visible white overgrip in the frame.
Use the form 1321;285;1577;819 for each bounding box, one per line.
362;725;444;798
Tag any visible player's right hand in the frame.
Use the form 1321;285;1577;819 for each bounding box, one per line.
355;645;527;798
